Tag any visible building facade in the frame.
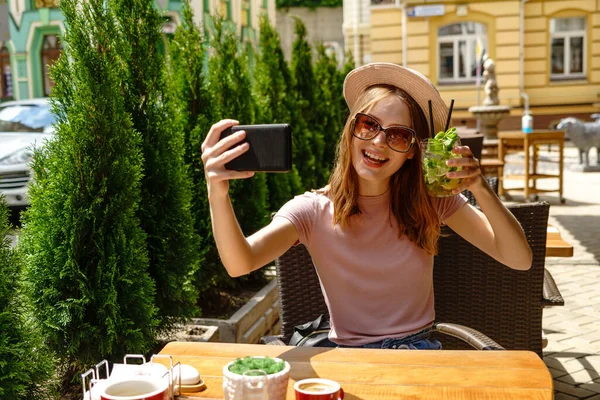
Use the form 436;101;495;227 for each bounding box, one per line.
276;7;344;66
344;0;600;128
1;0;275;101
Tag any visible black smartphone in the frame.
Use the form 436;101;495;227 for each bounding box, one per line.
219;124;292;172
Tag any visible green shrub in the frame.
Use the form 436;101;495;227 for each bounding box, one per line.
276;0;342;10
312;44;352;186
21;0;158;388
291;17;320;190
254;15;303;211
112;0;201;332
0;199;55;399
169;1;214;307
203;16;269;293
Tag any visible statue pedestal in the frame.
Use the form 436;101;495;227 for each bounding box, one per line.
468;105;511;139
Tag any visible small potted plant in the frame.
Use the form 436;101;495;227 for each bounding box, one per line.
223;356;291;400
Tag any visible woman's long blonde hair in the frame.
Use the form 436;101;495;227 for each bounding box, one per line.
327;85;441;255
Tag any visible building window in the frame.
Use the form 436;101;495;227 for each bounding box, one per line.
438;22;487;84
0;46;13;100
219;0;231;20
41;35;62;97
35;0;59;8
550;17;586;80
241;1;250;27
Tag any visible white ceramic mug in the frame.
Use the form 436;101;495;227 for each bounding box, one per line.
99;377;169;400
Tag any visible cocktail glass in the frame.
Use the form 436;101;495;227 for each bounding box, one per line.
421;138;464;197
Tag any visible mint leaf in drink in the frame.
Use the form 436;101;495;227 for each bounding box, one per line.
422;127;463;197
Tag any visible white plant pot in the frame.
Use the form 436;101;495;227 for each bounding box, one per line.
222;357;290;400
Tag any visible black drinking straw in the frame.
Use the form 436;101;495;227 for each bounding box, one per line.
428;100;435;138
444;99;455;133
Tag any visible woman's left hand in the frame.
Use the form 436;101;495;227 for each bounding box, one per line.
445;146;485;194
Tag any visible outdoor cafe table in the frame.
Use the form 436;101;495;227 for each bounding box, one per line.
496;130;565;203
157;341;553;399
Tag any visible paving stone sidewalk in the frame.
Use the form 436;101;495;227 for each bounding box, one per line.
503;143;600;400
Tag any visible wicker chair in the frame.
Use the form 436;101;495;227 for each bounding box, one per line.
263;243;503;351
432;202;551;357
462;180;564;308
262;202;552;356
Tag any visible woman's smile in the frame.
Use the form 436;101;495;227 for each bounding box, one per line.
362;149;389;167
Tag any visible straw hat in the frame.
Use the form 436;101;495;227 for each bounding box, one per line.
343;62;449;136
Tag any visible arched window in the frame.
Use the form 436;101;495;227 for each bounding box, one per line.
41;34;62;97
0;45;13;100
438;22;487;83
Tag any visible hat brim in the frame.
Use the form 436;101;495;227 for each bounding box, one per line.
343;63;449;137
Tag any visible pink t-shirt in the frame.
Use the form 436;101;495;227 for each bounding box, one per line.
274;190;467;346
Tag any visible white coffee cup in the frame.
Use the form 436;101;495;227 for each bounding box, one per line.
100;377;169;400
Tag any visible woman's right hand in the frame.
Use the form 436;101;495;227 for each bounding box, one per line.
201;119;255;199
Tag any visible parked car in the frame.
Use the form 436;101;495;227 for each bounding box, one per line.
0;98;56;207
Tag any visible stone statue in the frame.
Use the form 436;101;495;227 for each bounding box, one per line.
482;56;499;106
468;55;510;139
557;117;600;170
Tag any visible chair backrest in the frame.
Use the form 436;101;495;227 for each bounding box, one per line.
275;244;329;344
432;201;549;356
274;202;549;356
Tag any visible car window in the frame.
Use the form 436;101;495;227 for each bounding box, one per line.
0;104;56;134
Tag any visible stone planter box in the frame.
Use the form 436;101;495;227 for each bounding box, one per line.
160;323;220;343
191;279;280;344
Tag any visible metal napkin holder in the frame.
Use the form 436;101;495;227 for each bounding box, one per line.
81;354;182;400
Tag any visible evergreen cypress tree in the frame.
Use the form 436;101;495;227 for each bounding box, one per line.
20;0;158;387
111;0;200;332
291;17;321;190
337;51;355;122
278;37;305;191
205;16;269;291
0;199;55;399
254;15;302;211
313;43;343;185
168;1;214;301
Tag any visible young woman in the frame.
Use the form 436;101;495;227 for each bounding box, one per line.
201;62;532;349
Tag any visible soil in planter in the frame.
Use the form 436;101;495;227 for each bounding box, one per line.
187;326;208;335
198;280;268;319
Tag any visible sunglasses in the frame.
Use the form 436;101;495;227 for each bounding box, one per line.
351;113;416;153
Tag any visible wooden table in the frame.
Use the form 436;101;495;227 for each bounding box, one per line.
157;342;553;400
497;130;565;203
547;224;574;257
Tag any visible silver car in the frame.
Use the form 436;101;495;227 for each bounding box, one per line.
0;98;56;207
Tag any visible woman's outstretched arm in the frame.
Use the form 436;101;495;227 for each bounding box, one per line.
202;120;299;277
443;146;532;270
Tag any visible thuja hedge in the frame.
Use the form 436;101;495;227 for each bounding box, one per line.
14;0;351;390
277;0;342;10
21;0;159;389
0;199;55;399
170;12;352;302
112;0;200;334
